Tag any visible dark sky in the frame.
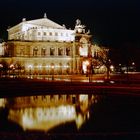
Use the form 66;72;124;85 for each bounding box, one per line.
0;0;140;48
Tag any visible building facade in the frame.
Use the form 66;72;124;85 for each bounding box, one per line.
0;14;108;76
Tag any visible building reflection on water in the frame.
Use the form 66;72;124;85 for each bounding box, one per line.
0;94;98;132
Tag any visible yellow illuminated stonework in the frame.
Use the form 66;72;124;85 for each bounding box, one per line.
0;16;108;75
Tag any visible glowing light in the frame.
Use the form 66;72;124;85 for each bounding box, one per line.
132;62;135;65
28;65;33;69
100;65;105;69
110;81;115;84
0;64;3;68
10;64;14;69
8;105;77;131
76;114;84;129
22;114;34;127
79;95;88;102
110;65;114;72
82;61;89;74
8;94;94;131
92;80;104;83
51;65;55;69
64;65;69;68
37;65;42;69
79;45;88;56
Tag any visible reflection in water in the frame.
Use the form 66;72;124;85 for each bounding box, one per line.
1;94;98;132
9;105;76;131
0;98;6;108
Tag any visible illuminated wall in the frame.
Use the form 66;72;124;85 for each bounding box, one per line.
0;17;108;75
0;43;4;56
7;16;75;42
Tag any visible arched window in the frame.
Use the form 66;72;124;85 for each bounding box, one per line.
58;48;63;56
66;47;70;56
50;48;55;56
50;63;55;75
43;32;46;36
66;33;68;37
66;63;70;74
55;32;58;36
41;48;46;56
33;47;38;56
20;48;24;56
58;63;62;74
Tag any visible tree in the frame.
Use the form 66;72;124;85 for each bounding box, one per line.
94;47;111;80
0;60;9;76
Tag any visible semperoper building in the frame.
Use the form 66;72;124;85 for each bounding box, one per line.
0;14;108;76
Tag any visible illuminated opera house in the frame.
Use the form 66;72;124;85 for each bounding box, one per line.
0;14;108;75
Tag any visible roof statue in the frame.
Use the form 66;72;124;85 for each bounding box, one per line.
22;18;26;22
76;19;81;26
75;19;86;33
44;13;47;18
86;29;90;34
62;24;66;29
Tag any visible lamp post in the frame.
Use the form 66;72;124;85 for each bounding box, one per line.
110;65;114;73
132;62;136;72
10;64;15;78
85;60;89;77
106;59;111;81
87;60;92;82
0;64;3;77
39;65;42;78
51;65;54;80
28;65;33;78
88;43;92;82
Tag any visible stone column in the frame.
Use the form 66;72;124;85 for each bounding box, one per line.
72;42;76;74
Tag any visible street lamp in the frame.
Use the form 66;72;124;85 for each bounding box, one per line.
85;60;92;82
51;65;54;80
87;43;93;82
85;60;89;77
38;65;42;76
110;65;114;73
132;62;136;72
28;65;33;78
10;64;15;78
132;62;135;66
0;64;3;77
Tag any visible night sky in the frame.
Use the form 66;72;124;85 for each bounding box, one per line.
0;0;140;62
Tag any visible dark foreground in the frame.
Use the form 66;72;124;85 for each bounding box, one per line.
0;78;140;97
0;78;140;139
0;94;140;139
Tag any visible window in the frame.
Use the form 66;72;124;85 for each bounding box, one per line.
66;47;70;56
58;48;63;55
41;48;46;56
49;32;52;36
50;48;55;56
55;32;58;36
20;48;24;56
43;32;46;36
38;32;41;36
33;48;38;56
